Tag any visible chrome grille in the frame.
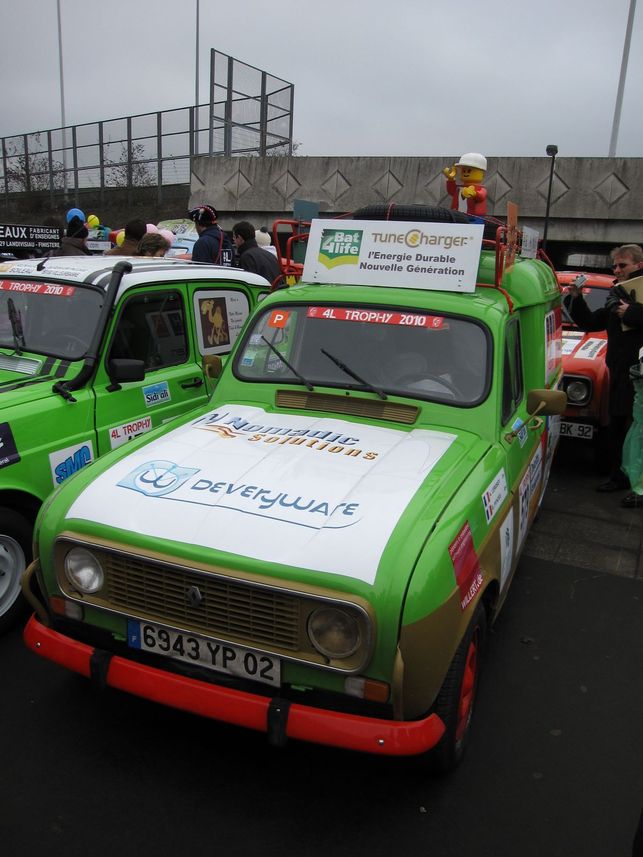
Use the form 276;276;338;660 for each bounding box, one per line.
102;552;301;650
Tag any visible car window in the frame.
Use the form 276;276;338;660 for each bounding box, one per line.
108;290;188;371
235;304;490;406
502;318;523;423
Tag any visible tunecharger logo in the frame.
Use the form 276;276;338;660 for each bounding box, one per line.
371;229;475;250
318;229;363;269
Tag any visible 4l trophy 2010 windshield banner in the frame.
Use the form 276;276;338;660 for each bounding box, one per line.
302;219;484;292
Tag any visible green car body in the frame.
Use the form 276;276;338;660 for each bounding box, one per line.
0;256;269;630
22;210;566;767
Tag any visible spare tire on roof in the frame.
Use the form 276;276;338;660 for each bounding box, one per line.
351;203;501;242
351;204;471;224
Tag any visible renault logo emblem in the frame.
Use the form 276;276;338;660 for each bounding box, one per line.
186;585;203;608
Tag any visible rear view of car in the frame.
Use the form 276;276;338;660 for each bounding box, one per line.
558;271;612;457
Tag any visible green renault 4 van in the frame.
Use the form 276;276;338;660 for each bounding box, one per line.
22;206;565;769
0;255;268;631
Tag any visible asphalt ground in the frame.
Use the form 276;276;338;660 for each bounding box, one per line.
1;438;642;857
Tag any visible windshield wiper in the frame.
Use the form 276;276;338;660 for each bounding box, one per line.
7;298;25;355
320;347;387;400
261;335;314;391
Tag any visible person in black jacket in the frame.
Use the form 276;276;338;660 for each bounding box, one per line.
54;216;91;256
566;244;643;501
232;220;284;287
188;204;233;265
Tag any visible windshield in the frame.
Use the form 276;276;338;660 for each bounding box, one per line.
562;285;608;315
235;304;490;405
0;279;104;360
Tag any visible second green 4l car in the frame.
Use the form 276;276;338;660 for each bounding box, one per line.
0;255;269;631
22;206;566;770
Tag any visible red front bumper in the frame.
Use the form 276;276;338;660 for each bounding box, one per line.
23;614;445;757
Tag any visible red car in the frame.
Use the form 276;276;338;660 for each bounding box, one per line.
558;271;613;451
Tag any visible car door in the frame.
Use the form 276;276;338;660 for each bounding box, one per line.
92;284;210;456
499;315;545;553
187;282;256;396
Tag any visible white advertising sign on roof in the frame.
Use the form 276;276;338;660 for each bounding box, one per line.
302;219;484;293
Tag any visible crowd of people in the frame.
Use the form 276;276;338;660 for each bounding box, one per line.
52;205;284;287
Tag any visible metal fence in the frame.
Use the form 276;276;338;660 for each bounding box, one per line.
0;50;294;206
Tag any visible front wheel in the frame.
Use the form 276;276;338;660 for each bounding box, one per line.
0;508;33;634
431;602;487;773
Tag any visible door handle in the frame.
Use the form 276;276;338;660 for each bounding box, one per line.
181;377;204;389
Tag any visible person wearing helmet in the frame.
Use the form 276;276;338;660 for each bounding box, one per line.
188;204;233;265
443;152;488;217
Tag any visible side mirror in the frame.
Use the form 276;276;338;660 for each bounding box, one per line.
204;354;224;380
106;358;146;392
526;388;567;416
505;388;567;442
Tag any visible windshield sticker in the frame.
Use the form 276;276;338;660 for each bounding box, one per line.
109;416;153;449
545;308;562;380
143;381;171;408
268;309;289;328
49;440;94;486
562;331;583;355
574;338;607;360
482;468;508;524
194;290;250;356
0;280;75;297
66;404;457;585
449;522;483;611
306;307;445;328
0;421;20;469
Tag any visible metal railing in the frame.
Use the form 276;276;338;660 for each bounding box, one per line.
0;50;294;206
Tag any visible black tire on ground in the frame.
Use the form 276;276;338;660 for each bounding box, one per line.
430;601;487;773
0;507;33;635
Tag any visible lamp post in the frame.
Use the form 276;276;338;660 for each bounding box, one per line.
56;0;68;193
542;144;558;253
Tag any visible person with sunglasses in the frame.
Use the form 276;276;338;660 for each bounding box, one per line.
566;244;643;504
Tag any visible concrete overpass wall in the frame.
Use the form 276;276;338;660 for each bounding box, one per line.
190;155;643;245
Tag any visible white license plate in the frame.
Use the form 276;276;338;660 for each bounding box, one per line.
560;421;594;439
127;620;281;686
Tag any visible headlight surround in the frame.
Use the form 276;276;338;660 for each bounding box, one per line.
63;547;104;594
565;377;591;405
307;606;361;659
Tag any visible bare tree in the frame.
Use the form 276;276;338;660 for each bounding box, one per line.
104;141;156;188
4;133;65;192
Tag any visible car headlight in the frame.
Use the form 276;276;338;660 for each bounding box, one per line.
565;378;591;405
64;547;104;594
308;606;361;659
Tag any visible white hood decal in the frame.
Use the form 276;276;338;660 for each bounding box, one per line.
67;405;456;584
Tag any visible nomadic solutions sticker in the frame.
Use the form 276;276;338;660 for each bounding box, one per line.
318;228;363;269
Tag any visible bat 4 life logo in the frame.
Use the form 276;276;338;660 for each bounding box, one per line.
318;229;363;269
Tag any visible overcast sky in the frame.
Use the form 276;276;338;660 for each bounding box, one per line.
1;0;641;158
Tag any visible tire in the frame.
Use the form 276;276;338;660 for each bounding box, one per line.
0;508;33;635
430;601;487;773
352;204;471;224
